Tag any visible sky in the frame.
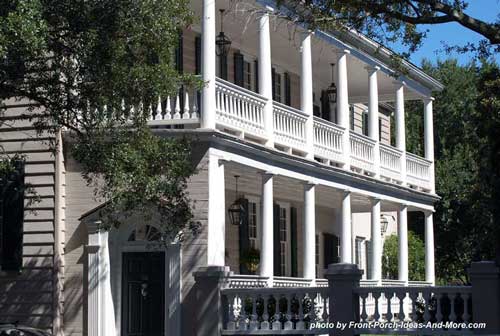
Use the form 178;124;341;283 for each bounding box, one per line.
389;0;500;67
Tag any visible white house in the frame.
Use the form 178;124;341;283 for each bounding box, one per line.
0;0;445;335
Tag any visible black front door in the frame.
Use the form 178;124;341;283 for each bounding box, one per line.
122;252;165;336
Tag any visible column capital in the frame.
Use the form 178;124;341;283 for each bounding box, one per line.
370;196;381;204
399;202;409;209
340;188;352;196
393;79;407;88
259;170;276;177
423;96;435;103
365;65;381;74
263;5;275;13
335;49;351;57
302;180;318;187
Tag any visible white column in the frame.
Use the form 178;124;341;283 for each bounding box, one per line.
87;230;117;336
424;97;435;193
301;33;314;160
260;172;274;283
395;82;407;183
201;0;216;129
207;153;225;266
258;9;274;147
425;211;436;285
398;204;409;284
303;182;316;280
367;66;381;178
336;50;351;169
370;198;382;283
340;190;352;263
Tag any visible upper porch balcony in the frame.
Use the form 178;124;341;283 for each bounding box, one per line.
145;0;441;194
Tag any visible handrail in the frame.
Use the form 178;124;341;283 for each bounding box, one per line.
274;101;309;118
215;77;267;103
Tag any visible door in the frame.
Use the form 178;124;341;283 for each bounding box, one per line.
122;252;165;336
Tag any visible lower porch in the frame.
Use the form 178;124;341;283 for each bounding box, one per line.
210;157;436;289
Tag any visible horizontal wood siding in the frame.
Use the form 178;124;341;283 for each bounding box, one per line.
0;100;61;332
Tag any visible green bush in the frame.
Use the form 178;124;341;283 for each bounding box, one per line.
382;232;425;281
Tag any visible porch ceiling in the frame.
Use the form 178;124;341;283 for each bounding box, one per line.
190;0;426;104
225;162;406;213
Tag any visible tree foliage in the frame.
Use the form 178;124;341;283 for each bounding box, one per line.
404;59;500;283
1;0;201;240
276;0;500;58
382;231;426;281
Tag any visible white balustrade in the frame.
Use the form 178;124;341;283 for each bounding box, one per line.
147;87;200;126
273;102;308;153
350;132;376;173
227;275;269;289
215;78;267;138
313;117;345;164
380;144;403;182
356;286;472;333
406;152;432;190
273;276;313;288
221;287;329;334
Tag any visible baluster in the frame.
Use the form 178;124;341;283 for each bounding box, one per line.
226;294;236;330
164;96;172;120
373;291;381;322
284;294;293;330
182;91;190;119
238;295;249;331
249;294;259;330
173;93;181;119
386;291;393;322
154;96;162;120
396;291;405;322
409;292;419;322
322;293;329;322
462;292;470;323
360;292;368;322
308;292;317;323
229;94;235;122
423;290;432;322
261;294;270;330
272;295;282;330
296;292;305;330
191;93;199;119
449;293;457;323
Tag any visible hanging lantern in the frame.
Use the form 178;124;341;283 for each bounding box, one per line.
326;63;337;103
381;216;389;236
228;175;245;226
215;9;232;57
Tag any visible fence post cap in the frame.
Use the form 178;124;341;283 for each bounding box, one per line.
324;263;363;278
193;266;232;279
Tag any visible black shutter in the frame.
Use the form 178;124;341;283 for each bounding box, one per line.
233;52;244;86
254;60;259;93
321;90;331;121
284;73;291;106
271;68;276;101
290;207;298;277
273;204;281;276
323;233;339;270
175;30;183;73
238;199;250;274
195;35;201;75
1;160;25;271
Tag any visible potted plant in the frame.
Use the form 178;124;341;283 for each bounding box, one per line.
240;247;260;274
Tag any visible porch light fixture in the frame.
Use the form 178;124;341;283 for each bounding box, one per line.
228;175;245;226
326;63;337;103
381;216;389;237
216;9;232;57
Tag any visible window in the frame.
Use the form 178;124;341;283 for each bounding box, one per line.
355;237;365;274
315;234;320;278
248;202;258;248
279;207;287;276
243;61;252;91
349;105;355;130
362;111;369;136
273;71;282;103
379;117;383;141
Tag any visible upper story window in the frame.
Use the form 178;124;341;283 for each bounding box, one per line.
243;61;252;91
0;159;25;272
272;69;282;103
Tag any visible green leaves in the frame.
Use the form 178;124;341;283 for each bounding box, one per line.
382;232;426;281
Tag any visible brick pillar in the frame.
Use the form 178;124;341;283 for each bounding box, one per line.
193;266;232;336
468;261;500;335
325;263;363;336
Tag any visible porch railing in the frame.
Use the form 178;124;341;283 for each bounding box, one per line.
215;78;267;138
380;143;403;182
406;152;432;190
273;102;308;153
350;132;376;173
221;286;329;334
313;117;345;164
147;87;200;125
